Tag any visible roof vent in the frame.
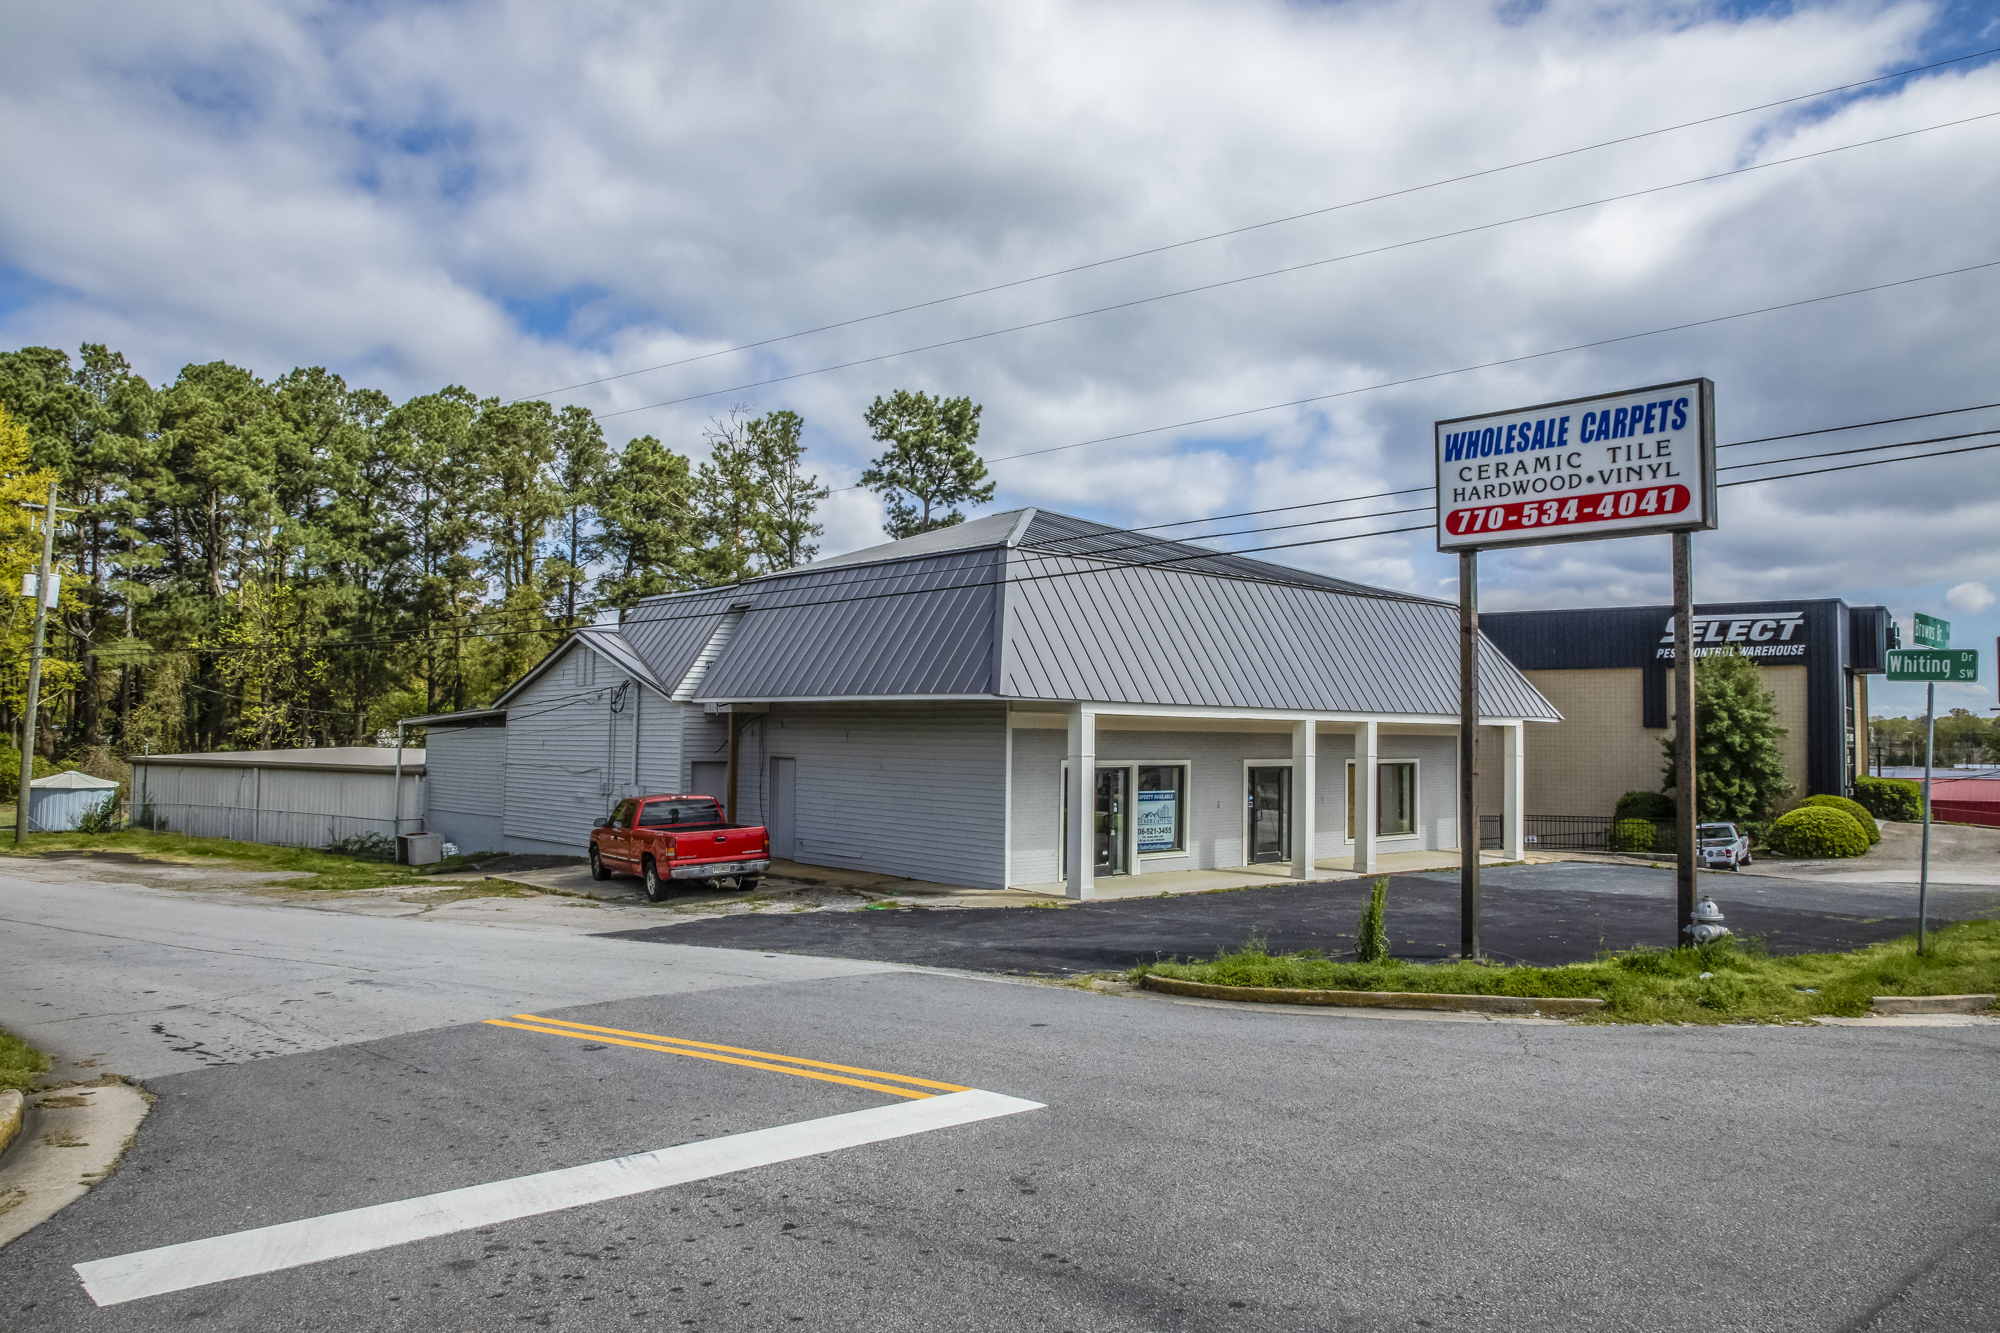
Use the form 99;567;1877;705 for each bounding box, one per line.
673;607;746;701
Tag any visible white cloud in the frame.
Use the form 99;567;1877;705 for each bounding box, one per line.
1;0;1996;608
1945;581;1996;613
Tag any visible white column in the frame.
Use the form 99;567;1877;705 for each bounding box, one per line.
1290;720;1316;880
1065;704;1095;901
1502;721;1525;859
1354;720;1378;873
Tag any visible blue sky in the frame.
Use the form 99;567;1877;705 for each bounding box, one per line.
2;0;1996;717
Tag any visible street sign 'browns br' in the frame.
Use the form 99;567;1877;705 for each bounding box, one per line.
1435;378;1717;552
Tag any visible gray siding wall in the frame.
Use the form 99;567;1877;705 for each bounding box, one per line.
502;642;648;854
131;762;417;849
424;727;506;853
1007;726;1459;884
730;702;1007;888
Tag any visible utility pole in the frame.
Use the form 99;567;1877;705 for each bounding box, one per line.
16;484;75;845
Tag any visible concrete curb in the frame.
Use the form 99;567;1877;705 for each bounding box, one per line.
0;1089;21;1158
1871;993;1997;1015
1139;973;1606;1015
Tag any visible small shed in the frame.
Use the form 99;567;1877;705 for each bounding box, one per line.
128;747;425;850
27;769;121;832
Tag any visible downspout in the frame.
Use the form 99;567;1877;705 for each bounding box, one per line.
725;710;740;824
632;682;641;789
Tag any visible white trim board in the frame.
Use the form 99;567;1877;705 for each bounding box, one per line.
75;1089;1042;1308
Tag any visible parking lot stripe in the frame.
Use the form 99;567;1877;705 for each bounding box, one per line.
74;1087;1045;1307
496;1013;971;1095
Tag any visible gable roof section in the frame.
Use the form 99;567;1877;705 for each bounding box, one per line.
999;550;1553;717
697;546;1002;699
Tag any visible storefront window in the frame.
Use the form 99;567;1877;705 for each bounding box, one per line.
1136;765;1186;854
1378;762;1417;837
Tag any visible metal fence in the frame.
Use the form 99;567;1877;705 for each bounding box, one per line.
130;801;402;851
1481;815;1678;853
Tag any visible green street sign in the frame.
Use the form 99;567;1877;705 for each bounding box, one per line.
1886;648;1978;682
1912;612;1950;648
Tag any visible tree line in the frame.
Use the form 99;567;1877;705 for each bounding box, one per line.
0;343;995;764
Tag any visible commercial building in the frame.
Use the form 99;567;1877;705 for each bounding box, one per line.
1480;599;1895;817
413;509;1558;894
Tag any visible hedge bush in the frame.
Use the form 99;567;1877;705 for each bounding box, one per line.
1799;794;1880;844
1610;819;1659;853
1853;776;1924;823
1767;805;1869;858
1614;790;1677;823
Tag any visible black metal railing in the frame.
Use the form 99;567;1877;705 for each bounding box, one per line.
1481;815;1678;853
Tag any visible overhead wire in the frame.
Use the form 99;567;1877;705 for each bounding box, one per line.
591;112;2000;425
129;433;1998;665
509;44;2000;405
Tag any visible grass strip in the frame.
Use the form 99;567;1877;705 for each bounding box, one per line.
1;1025;52;1094
0;829;497;892
1129;920;2000;1024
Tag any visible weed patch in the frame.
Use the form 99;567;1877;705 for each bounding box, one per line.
1;1025;52;1094
0;828;488;892
1129;920;2000;1024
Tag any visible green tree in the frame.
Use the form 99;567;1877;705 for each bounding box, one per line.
385;387;486;713
548;405;607;629
1662;647;1791;823
473;399;561;683
596;434;695;612
857;390;993;539
748;409;826;570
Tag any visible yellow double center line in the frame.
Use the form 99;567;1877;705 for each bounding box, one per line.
484;1014;968;1100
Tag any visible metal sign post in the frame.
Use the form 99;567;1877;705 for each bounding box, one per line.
1459;550;1479;959
1436;378;1717;953
1886;639;1979;957
1672;532;1697;944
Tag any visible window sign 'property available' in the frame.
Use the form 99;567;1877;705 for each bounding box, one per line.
1435;378;1716;551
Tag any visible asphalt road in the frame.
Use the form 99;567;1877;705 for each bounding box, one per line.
4;866;2000;1331
607;862;2000;975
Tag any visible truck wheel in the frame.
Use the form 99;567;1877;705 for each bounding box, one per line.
739;875;762;893
642;858;666;903
589;847;610;881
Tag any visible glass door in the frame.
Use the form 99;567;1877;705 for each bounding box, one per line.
1095;767;1128;874
1247;766;1290;863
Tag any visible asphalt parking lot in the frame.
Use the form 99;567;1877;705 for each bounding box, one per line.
606;862;2000;973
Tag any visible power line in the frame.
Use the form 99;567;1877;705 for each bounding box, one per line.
512;45;2000;406
1720;399;2000;447
592;112;2000;425
966;256;2000;470
1718;426;2000;472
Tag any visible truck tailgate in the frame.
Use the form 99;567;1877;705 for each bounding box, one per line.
675;827;767;866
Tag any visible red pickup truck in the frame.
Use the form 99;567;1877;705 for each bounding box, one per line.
589;795;772;902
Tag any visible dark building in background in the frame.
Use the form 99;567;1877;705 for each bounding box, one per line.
1481;599;1895;817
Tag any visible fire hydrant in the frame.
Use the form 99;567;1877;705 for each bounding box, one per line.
1685;895;1732;946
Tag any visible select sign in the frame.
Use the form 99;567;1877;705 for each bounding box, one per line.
1884;648;1979;682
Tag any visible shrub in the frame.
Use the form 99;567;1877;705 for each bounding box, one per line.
326;832;397;862
1610;819;1658;853
73;793;122;834
1614;791;1676;823
1767;806;1869;858
1661;647;1792;823
1799;794;1879;844
1853;776;1924;823
1356;877;1389;963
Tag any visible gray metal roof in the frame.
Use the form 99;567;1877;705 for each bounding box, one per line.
132;747;426;775
537;508;1556;719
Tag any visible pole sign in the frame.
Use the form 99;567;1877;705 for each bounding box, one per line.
1885;648;1979;682
1435;378;1715;552
1911;612;1950;648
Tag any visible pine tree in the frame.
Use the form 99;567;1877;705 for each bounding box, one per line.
857;391;993;538
596;434;695;612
